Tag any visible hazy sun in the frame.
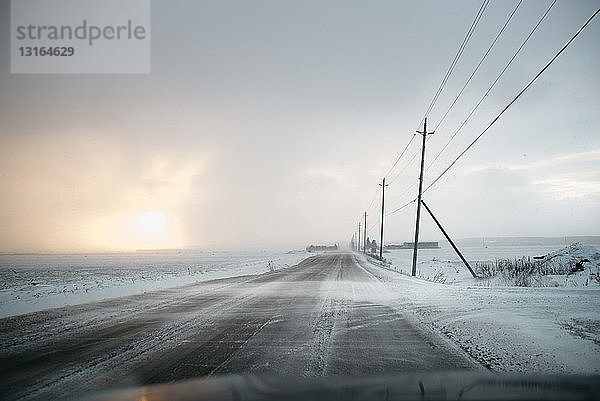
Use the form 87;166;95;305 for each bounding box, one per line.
134;210;167;240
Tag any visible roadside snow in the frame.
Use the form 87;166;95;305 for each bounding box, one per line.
378;243;600;288
355;252;600;374
0;250;309;319
542;242;600;270
541;243;600;286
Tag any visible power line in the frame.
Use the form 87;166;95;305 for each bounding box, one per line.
366;186;380;212
361;0;489;217
388;131;437;186
386;150;419;185
381;0;488;182
387;179;418;208
422;0;490;121
385;198;415;217
425;0;558;174
382;133;417;178
433;0;524;133
424;5;600;194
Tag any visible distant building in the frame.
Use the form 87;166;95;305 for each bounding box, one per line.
386;241;440;249
306;244;339;252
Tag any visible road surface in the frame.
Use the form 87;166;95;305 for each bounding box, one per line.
0;252;478;400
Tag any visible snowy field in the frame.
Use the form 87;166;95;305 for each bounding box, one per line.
0;249;309;319
356;242;600;374
381;242;600;287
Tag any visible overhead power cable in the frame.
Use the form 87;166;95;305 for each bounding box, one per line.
373;0;488;199
383;133;417;179
422;0;490;121
387;179;419;207
385;199;415;217
387;147;420;185
366;186;380;212
425;0;557;174
424;5;600;194
433;0;524;133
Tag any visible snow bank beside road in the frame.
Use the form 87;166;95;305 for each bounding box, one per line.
380;243;600;288
542;242;600;271
541;243;600;286
356;253;600;374
0;250;309;319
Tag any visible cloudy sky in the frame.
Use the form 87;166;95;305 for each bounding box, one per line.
1;0;599;253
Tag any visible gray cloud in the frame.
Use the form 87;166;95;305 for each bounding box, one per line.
0;0;598;252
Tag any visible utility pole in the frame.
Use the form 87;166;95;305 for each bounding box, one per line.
411;118;434;276
379;177;388;259
363;212;367;253
363;212;367;254
358;222;361;253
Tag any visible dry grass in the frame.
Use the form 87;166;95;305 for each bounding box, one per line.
475;257;541;287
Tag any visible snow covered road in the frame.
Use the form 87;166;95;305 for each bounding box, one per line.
0;252;477;401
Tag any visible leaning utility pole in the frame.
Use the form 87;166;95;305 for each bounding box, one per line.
363;212;367;254
421;200;477;278
411;118;434;276
379;177;388;259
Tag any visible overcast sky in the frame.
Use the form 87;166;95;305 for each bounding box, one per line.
1;0;599;252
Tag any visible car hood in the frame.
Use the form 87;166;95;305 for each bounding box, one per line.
81;370;599;401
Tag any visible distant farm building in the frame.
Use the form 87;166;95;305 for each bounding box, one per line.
306;244;339;252
386;242;440;249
